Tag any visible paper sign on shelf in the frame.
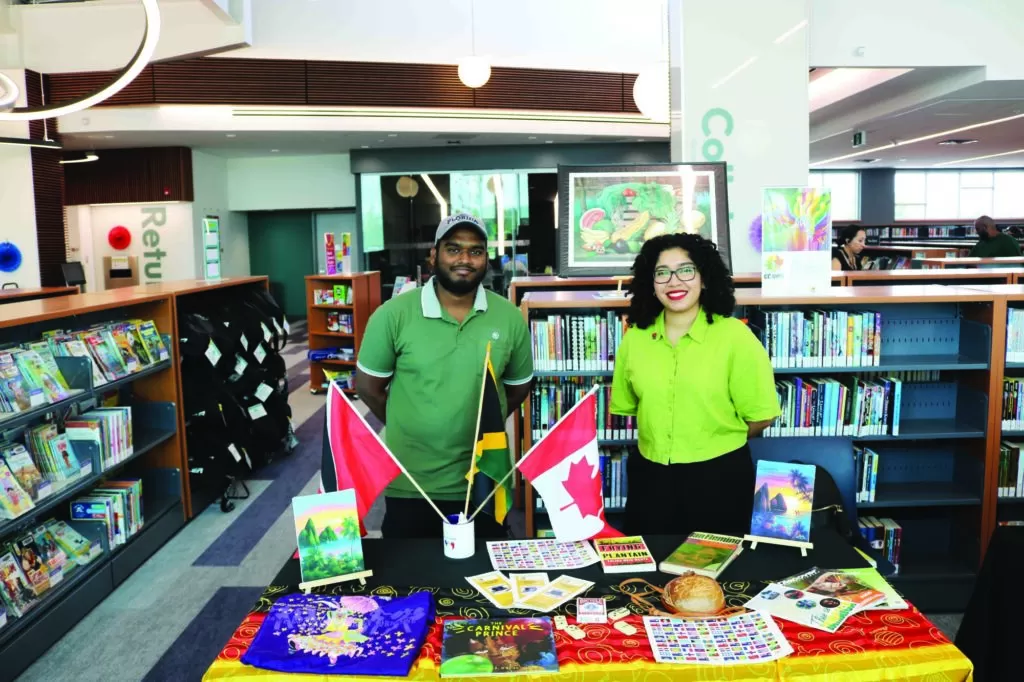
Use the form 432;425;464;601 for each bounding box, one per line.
248;404;268;420
255;383;274;402
253;345;267;364
234;355;248;376
261;322;272;343
760;187;833;296
205;340;222;366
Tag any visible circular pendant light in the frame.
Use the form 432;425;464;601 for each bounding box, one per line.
458;56;491;89
632;69;669;122
0;0;161;122
0;73;18;112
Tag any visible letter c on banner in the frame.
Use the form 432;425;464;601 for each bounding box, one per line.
701;108;734;161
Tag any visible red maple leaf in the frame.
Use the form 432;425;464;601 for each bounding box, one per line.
559;456;603;519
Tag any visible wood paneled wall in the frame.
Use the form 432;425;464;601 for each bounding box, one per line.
63;147;194;205
24;70;67;287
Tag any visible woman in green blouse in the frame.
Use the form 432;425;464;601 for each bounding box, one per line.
610;234;780;537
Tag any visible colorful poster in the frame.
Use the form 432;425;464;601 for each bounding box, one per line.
324;232;336;275
749;460;815;544
292;489;364;584
337;232;352;274
760;187;832;295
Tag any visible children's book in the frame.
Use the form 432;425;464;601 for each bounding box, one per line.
659;532;744;578
746;582;859;633
33;525;68;577
14;348;69;403
0;351;36;412
0;461;34;518
779;566;906;611
0;552;38;617
1;443;45;500
440;618;558;677
592;535;656;573
45;519;101;565
12;532;52;595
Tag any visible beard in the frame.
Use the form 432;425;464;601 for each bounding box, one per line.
435;265;485;295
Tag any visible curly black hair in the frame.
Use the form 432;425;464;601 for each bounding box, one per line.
626;233;735;329
837;224;865;246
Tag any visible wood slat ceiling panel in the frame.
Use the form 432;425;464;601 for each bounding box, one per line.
306;61;474;108
47;66;156;106
64;147;193;205
152;58;306;105
476;68;635;113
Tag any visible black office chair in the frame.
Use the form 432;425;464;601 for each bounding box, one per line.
61;262;87;293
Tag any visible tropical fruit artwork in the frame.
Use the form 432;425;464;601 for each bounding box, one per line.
569;171;717;267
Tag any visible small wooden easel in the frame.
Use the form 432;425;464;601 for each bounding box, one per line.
299;569;374;594
743;535;813;558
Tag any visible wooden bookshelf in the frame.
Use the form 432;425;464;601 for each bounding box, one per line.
305;272;382;394
845;268;1024;286
0;286;78;304
914;256;1024;269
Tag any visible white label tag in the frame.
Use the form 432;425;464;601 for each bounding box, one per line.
205;340;222;366
234;355;248;376
0;610;7;629
80;461;93;476
36;481;53;500
30;391;45;407
248;403;267;420
88;544;102;559
253;344;267;364
255;383;274;402
283;319;290;334
227;443;242;462
243;449;252;469
261;322;272;343
240;335;249;351
48;567;64;586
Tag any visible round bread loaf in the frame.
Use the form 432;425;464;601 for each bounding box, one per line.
663;572;726;616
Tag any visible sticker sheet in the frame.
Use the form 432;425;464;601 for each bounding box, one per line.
746;582;859;633
643;612;793;665
486;539;600;571
518;575;594;613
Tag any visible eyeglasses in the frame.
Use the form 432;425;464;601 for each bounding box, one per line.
654;264;698;283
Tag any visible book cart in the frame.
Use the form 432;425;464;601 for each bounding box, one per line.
516;284;1005;613
0;290;182;677
304;272;382;395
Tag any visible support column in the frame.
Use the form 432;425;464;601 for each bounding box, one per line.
0;68;41;288
670;0;810;273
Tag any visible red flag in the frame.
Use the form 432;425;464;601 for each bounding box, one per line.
518;390;622;542
322;382;403;536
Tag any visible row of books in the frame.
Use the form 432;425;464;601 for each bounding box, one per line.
1007;310;1024;362
858;516;902;574
749;310;883;369
998;441;1024;498
530;312;627;372
325;311;354;334
536;447;629;512
855;445;881;503
766;376;903;438
70;479;143;550
529;378;636;441
1002;378;1024;429
313;285;354;306
0;518;102;621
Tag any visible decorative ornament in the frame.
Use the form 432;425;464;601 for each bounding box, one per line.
0;242;23;273
396;176;419;198
748;214;763;252
108;226;132;250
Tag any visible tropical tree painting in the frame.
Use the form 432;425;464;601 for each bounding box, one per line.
292;489;365;583
749;461;816;543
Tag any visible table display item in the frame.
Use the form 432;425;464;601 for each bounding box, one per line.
622;574;742;618
576;597;607;624
324;233;336;275
292;488;372;592
511;573;548;604
779;566;906;611
241;592;433;676
593;535;656;573
563;624;586;640
517;575;594;612
440;617;558;677
444;513;475;560
466;571;515;609
746;582;859;633
486;539;600;571
643;611;793;665
659;532;744;578
744;460;815;556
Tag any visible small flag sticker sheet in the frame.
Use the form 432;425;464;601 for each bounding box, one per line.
486;539;600;571
643;612;793;665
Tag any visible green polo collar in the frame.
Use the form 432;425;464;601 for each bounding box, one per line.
654;306;709;344
420;277;489;319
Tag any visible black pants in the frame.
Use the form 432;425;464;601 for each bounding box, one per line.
382;497;508;540
624;444;754;538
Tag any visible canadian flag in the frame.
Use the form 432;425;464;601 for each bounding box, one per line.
518;389;622;542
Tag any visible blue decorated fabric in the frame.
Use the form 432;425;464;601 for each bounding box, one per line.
241;592;434;676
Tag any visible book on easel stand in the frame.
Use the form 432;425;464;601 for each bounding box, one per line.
743;461;816;558
292;489;373;592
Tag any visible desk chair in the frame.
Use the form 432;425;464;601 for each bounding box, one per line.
749;437;895;575
61;262;87;293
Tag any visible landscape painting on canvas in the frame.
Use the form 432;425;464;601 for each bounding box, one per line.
749;461;816;543
292;489;364;583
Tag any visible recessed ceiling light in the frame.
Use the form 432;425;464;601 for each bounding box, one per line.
378;139;385;143
388;133;398;138
638;139;645;142
226;133;237;138
937;139;978;146
270;149;279;153
528;136;537;140
103;135;115;139
361;145;370;149
545;140;554;144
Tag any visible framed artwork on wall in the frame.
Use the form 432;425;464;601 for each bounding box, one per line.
556;162;731;277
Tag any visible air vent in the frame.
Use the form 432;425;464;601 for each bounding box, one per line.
434;134;479;142
937;139;978;146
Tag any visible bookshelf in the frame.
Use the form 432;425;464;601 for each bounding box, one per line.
517;285;1001;611
845;268;1024;287
0;287;78;305
304;272;382;395
914;256;1024;270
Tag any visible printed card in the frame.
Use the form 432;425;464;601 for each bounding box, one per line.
576;598;607;624
466;571;515;609
511;573;549;604
519;575;594;613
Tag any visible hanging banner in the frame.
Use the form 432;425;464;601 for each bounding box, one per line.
760;187;832;295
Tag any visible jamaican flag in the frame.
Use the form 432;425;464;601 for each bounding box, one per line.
469;343;513;524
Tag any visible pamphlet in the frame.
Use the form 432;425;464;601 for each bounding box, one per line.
510;573;548;604
518;575;594;613
466;571;515;609
779;566;906;611
746;582;859;633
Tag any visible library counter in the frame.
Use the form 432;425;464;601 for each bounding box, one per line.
204;533;971;682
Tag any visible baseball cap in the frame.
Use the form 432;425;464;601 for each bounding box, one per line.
435;213;487;244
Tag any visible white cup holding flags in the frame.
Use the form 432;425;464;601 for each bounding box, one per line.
443;512;475;559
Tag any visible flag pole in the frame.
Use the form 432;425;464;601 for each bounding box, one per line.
468;384;600;521
463;342;492;517
333;383;449;524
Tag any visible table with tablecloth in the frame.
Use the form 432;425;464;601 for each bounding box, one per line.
203;533;972;681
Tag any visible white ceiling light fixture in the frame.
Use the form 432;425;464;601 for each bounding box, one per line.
632;68;669;122
0;73;19;112
0;0;160;122
421;174;448;220
458;0;491;88
934;147;1024;167
60;153;99;165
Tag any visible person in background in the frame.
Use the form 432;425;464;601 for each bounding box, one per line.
355;213;534;539
610;234;780;537
832;225;869;271
970;215;1022;258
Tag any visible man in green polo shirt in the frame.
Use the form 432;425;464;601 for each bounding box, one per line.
970;215;1022;258
355;213;534;539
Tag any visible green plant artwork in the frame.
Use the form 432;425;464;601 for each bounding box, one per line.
292;489;365;584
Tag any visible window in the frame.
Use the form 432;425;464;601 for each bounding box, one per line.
808;171;860;220
894;170;1024;219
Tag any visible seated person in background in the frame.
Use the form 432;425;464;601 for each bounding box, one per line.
970;215;1022;258
832;225;870;271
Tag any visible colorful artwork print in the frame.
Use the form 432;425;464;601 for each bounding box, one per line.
440;617;558;676
568;170;718;268
750;461;815;543
761;187;832;253
240;592;434;676
292;489;363;584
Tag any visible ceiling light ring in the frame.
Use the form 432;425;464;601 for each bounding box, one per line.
0;0;161;123
0;73;19;111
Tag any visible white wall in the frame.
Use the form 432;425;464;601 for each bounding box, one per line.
226;153;356;211
192;150;250;278
0;68;39;288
